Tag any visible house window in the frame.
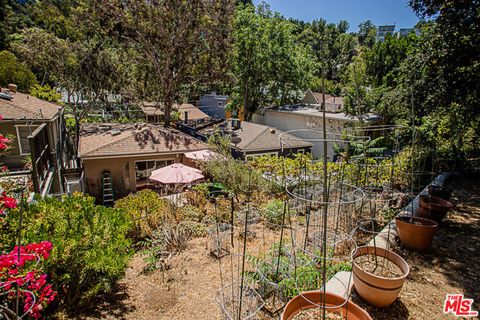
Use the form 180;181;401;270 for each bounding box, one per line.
135;159;174;187
245;151;278;161
218;101;223;107
15;125;39;155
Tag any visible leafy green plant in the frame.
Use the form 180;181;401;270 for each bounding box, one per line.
248;242;352;302
177;220;208;237
180;205;205;222
260;199;285;227
29;84;62;102
11;193;133;308
115;189;174;240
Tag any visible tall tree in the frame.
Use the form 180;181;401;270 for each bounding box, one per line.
357;20;376;47
13;27;129;155
232;5;315;119
87;0;235;127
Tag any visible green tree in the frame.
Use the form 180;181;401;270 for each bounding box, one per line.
86;0;235;127
13;27;130;154
357;20;376;48
0;50;37;90
363;33;418;87
232;4;315;119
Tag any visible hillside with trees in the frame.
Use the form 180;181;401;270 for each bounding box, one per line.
0;0;478;159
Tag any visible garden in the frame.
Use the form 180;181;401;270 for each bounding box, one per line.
1;126;479;320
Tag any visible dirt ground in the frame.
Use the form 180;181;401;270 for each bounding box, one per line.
70;176;480;320
352;176;480;319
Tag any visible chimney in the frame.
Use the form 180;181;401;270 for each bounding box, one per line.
184;111;188;123
7;84;17;93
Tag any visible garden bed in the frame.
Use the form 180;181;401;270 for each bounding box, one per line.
352;177;480;319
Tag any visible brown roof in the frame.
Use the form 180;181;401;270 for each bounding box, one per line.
232;121;312;152
79;123;209;159
0;89;63;120
311;91;333;104
141;103;209;120
176;103;209;120
325;96;344;106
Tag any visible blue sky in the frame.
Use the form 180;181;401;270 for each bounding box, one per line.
252;0;420;32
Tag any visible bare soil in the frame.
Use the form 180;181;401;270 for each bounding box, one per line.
354;254;404;278
352;176;480;319
63;176;480;320
291;309;345;319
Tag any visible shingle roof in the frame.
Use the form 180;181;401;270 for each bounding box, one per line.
0;89;63;120
311;92;333;104
141;103;209;120
232;121;312;152
79;123;209;159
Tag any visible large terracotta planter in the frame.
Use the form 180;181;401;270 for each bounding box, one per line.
281;291;372;320
395;216;438;251
352;246;409;308
418;195;453;222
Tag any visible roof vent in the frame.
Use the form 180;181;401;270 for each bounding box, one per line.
0;92;13;101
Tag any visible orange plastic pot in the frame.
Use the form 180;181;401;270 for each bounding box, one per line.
396;216;438;251
418;195;453;222
281;291;372;320
352;246;409;308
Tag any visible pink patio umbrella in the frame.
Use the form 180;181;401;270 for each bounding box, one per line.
149;163;204;184
184;149;219;161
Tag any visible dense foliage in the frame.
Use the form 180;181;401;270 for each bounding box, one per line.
114;189;174;240
231;4;315;119
2;194;133;308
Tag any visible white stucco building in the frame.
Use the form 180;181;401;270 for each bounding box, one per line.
253;91;381;160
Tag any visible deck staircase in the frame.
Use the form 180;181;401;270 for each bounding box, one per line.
102;171;115;206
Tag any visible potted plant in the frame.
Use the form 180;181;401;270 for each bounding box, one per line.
395;214;439;251
281;291;372;320
352;246;409;308
418;194;453;223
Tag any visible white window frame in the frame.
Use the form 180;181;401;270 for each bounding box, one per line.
245;151;278;161
134;159;175;180
15;125;38;155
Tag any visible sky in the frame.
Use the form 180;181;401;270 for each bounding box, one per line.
252;0;420;32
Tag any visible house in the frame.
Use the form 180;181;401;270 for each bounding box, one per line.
198;92;228;119
253;104;381;160
193;120;312;160
398;28;420;37
0;85;68;195
142;103;209;124
301;89;344;113
79;123;209;200
376;25;396;42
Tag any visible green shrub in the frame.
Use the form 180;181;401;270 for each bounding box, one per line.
115;189;174;239
178;220;208;237
30;84;61;102
16;193;133;308
180;204;205;222
261;199;285;226
0;50;37;91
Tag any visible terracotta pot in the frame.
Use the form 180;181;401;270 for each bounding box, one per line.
418;195;453;222
395;216;438;251
352;246;409;308
281;291;372;320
